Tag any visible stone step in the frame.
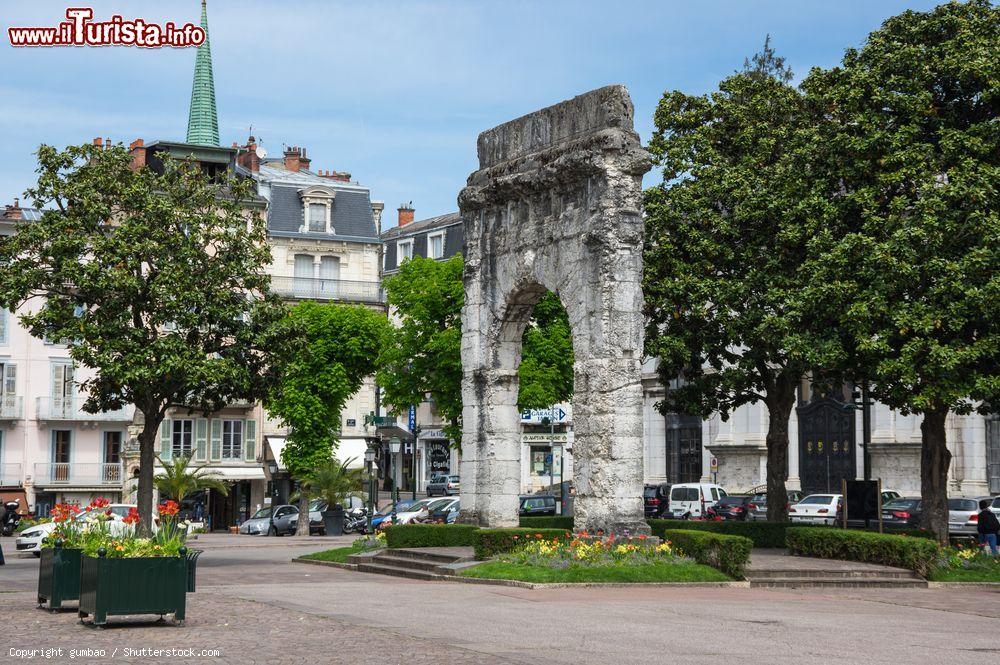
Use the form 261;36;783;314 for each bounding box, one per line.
371;554;447;572
750;577;927;589
746;569;919;580
355;561;444;581
388;548;473;564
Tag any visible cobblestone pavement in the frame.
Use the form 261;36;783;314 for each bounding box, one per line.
3;536;1000;665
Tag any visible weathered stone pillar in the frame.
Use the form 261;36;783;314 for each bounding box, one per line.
458;85;652;534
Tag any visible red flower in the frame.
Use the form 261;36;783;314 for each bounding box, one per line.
122;507;140;525
158;500;180;517
89;497;110;509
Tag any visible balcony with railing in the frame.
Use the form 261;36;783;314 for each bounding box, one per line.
0;462;22;486
0;395;23;420
270;276;383;303
33;462;124;486
36;397;133;422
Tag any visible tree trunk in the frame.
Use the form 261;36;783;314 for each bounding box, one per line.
919;405;951;544
765;378;797;523
136;410;164;537
295;491;310;536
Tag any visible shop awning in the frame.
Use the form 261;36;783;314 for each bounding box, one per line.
265;436;288;471
203;467;265;481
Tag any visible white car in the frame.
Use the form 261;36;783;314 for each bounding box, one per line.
667;483;728;519
789;494;843;526
391;498;455;525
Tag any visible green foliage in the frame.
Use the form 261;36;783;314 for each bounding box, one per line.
800;0;1000;541
383;523;479;549
378;255;575;447
643;39;846;522
297;457;363;509
518;516;575;530
648;519;791;549
473;528;572;560
0;142;287;530
267;302;390;479
786;526;940;577
458;560;730;584
299;539;381;564
154;454;229;503
659;529;753;578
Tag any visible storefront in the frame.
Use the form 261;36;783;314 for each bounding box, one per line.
520;432;572;494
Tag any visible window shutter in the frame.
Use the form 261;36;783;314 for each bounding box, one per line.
210;419;222;461
195;418;208;461
3;363;15;396
159;420;172;461
244;419;257;462
0;309;8;345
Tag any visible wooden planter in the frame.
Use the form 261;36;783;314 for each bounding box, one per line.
78;549;188;626
37;546;82;610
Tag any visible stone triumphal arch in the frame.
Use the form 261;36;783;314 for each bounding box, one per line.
457;85;652;534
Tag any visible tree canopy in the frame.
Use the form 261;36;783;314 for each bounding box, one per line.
801;0;1000;540
0;142;286;531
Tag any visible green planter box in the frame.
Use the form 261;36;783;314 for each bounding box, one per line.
37;547;82;610
78;552;188;626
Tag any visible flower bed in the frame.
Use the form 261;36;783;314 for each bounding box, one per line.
501;533;675;567
929;542;1000;582
473;528;571;559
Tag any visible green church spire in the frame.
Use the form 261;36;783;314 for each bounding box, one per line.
186;0;219;146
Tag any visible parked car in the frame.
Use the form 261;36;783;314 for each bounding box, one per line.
380;498;445;527
789;494;843;526
667;483;727;519
520;495;557;517
881;489;902;503
990;496;1000;517
714;495;752;521
419;498;460;524
427;475;460;497
748;490;803;521
643;483;671;519
948;497;988;538
370;499;419;530
880;497;923;531
239;504;299;536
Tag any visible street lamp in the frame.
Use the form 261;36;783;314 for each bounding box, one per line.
364;441;377;535
389;437;401;526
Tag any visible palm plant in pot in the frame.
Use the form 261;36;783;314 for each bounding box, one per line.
297;457;362;536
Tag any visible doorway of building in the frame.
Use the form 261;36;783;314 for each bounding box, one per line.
797;397;856;494
208;481;250;531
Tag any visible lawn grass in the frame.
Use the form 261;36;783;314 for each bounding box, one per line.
299;545;376;564
457;560;730;584
928;567;1000;583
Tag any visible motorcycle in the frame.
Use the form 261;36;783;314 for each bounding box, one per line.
342;507;370;534
1;501;22;537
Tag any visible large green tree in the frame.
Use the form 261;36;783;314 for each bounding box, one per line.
643;40;847;520
377;254;574;447
266;301;389;534
0;142;286;532
802;0;1000;541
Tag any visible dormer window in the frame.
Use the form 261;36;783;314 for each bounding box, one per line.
298;186;336;234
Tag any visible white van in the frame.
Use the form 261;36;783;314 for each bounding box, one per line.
668;483;728;519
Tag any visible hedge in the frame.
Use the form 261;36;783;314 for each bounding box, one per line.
384;524;479;549
786;526;940;577
519;516;575;530
648;519;790;548
474;528;572;560
661;529;753;578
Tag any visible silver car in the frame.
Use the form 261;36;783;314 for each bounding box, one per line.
239;504;299;536
948;497;989;537
427;474;460;497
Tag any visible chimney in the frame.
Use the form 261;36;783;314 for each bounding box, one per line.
298;147;311;171
397;202;415;227
93;137;103;148
3;197;22;221
371;201;384;234
317;168;352;183
236;135;260;173
129;138;147;170
104;138;111;150
283;146;302;172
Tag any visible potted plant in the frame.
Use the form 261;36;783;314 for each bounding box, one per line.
298;457;362;537
77;500;194;627
37;498;114;610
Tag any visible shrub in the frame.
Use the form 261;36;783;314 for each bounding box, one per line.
474;528;572;560
648;519;790;548
384;524;479;549
786;526;940;577
661;529;752;578
519;516;575;531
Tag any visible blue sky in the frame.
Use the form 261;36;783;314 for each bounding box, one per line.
0;0;943;227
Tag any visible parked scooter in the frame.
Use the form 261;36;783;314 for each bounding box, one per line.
342;507;369;534
1;501;22;537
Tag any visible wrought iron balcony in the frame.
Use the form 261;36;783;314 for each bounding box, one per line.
0;462;22;485
0;395;23;420
270;276;383;303
33;462;124;486
36;397;133;422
